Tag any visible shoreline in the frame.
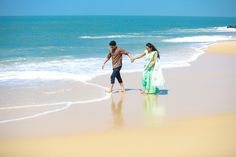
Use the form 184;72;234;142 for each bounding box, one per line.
81;38;236;82
88;38;235;87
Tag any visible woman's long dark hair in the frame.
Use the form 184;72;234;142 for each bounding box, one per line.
146;43;160;59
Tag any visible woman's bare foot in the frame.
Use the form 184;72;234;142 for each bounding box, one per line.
140;90;145;95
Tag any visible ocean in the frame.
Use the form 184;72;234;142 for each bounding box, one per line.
1;16;236;84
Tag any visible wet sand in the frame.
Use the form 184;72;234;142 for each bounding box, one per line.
0;41;236;156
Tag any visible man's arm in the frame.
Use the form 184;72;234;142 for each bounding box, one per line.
102;52;111;69
127;52;133;59
120;49;133;60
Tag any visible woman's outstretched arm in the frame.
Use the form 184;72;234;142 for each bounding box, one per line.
131;51;146;62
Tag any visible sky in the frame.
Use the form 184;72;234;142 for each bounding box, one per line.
0;0;236;17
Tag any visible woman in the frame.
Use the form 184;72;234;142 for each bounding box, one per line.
131;43;165;94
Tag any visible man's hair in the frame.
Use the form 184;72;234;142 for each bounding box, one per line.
109;40;116;46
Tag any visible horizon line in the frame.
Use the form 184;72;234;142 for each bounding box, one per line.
0;14;236;18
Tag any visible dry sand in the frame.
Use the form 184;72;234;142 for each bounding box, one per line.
206;40;236;54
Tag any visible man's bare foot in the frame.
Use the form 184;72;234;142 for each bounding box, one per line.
106;84;114;93
119;83;125;92
105;88;112;93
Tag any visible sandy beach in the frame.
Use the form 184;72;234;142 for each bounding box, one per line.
207;40;236;55
0;40;236;157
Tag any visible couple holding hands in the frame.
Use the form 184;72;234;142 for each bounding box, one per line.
102;40;165;94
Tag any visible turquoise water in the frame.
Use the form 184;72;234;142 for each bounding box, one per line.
0;16;236;83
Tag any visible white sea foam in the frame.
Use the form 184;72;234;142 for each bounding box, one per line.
0;57;191;83
79;34;160;39
163;35;232;43
214;26;236;32
0;46;210;83
79;27;236;40
166;26;236;33
0;58;109;82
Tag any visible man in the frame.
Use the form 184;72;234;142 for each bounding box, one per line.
102;41;132;93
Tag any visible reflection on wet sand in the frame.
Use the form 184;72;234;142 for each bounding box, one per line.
110;92;125;128
143;94;166;126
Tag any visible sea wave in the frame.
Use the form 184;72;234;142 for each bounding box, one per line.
0;58;108;82
162;35;232;43
0;47;207;83
79;34;161;39
212;26;236;32
165;26;236;33
78;26;236;39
